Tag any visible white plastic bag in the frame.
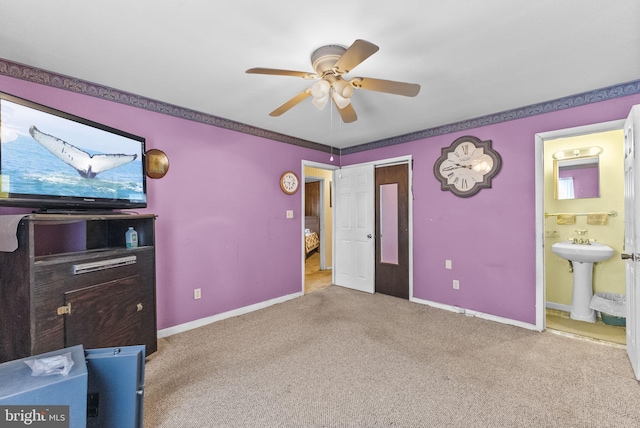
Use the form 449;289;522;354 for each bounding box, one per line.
24;352;75;377
589;292;626;318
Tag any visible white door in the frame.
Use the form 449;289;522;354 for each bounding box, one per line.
623;105;640;380
334;164;375;293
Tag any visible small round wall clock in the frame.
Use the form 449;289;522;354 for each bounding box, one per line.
280;171;299;195
433;135;502;198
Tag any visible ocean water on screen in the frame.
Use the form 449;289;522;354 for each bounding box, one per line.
1;135;145;202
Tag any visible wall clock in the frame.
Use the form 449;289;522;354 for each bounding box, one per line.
433;135;502;198
280;171;299;195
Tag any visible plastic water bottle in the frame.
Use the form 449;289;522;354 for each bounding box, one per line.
125;227;138;248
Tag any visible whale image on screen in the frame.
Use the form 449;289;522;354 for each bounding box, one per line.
29;125;138;179
0;96;146;208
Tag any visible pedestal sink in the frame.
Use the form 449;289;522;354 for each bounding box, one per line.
551;241;614;323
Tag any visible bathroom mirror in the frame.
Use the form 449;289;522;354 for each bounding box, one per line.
554;156;600;200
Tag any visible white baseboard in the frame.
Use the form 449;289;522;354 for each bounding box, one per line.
545;301;572;313
160;292;542;338
410;297;540;331
157;291;303;338
546;301;604;319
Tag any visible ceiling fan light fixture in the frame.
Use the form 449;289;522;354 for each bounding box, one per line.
312;95;329;110
332;91;351;109
311;80;330;98
311;80;330;110
333;79;354;99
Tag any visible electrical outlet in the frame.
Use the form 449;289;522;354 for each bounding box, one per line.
445;260;452;269
286;210;294;219
545;230;559;238
194;288;201;299
453;280;460;290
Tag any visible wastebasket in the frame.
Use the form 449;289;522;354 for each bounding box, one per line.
590;292;626;326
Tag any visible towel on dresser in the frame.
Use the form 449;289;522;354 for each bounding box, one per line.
0;215;26;252
587;213;609;225
556;214;576;225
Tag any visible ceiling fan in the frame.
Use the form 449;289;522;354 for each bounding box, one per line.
246;39;421;123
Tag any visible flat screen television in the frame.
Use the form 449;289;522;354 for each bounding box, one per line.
0;91;147;211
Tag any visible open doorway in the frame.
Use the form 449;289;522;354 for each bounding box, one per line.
536;107;640;381
541;127;625;344
302;161;337;294
302;156;413;297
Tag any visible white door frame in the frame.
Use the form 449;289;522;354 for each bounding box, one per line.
301;160;339;292
534;119;625;331
301;155;414;295
304;175;327;270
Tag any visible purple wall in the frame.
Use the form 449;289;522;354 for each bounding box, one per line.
343;93;640;324
2;73;640;329
0;75;331;330
559;164;599;198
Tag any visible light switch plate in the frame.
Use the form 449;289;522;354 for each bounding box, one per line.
286;210;294;219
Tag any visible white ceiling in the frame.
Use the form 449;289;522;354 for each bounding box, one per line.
1;0;639;150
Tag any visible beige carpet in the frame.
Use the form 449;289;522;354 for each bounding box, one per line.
144;286;640;427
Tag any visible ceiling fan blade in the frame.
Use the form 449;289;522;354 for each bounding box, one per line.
246;67;319;79
350;77;420;97
335;101;357;123
269;90;312;117
333;40;379;74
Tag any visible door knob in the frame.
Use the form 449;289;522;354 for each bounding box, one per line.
367;234;373;239
621;253;636;261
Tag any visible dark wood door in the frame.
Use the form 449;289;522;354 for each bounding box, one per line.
375;164;409;299
64;275;143;349
305;181;320;216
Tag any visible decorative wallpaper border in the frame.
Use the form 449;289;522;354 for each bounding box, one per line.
342;80;640;154
1;58;639;156
0;58;331;153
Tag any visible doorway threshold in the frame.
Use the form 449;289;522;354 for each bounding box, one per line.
546;309;626;346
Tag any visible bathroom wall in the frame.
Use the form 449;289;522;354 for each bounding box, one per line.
544;130;625;307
